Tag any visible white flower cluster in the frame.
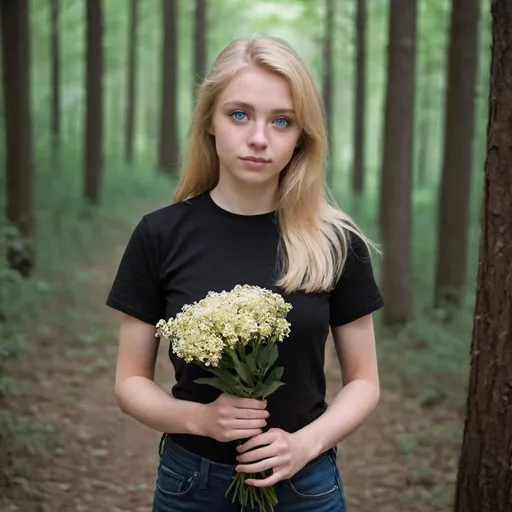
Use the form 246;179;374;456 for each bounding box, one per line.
155;285;292;367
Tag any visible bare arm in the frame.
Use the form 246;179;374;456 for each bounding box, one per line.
295;314;380;459
114;314;205;435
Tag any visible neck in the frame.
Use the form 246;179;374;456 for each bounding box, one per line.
210;177;279;216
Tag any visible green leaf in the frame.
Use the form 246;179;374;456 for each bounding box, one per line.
245;346;258;374
228;348;254;387
257;380;285;398
263;365;284;384
194;377;234;394
265;344;279;371
209;367;240;388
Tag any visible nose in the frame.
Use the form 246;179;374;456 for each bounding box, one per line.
247;122;269;149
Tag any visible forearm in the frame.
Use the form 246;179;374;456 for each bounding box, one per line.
296;379;380;460
116;375;205;436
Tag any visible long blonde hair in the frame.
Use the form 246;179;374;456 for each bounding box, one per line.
174;36;377;294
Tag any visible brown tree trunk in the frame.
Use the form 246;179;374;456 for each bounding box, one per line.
454;2;512;509
193;0;207;99
84;0;104;204
50;0;60;157
379;0;417;325
322;0;334;187
124;0;139;164
353;0;366;195
0;0;35;276
434;0;480;309
158;0;179;173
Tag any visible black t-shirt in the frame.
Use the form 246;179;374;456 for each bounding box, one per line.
106;191;383;463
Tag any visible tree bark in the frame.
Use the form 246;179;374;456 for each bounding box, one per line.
353;0;366;195
0;0;35;276
50;0;60;156
322;0;334;187
379;0;417;325
454;2;512;510
158;0;179;173
434;0;480;308
84;0;104;204
124;0;139;164
193;0;207;99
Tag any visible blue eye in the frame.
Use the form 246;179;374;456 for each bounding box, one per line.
231;111;247;121
274;117;291;128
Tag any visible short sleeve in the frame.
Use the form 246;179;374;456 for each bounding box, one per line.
329;232;384;327
106;216;166;325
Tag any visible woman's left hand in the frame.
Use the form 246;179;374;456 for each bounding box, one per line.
235;428;312;487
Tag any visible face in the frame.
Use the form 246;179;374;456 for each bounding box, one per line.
209;65;302;189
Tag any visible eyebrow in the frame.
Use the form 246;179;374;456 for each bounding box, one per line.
222;101;295;115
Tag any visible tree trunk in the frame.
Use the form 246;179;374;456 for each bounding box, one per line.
454;2;512;510
353;0;366;195
84;0;104;204
158;0;179;173
379;0;417;325
0;0;35;276
50;0;60;157
193;0;207;99
434;0;480;309
124;0;139;164
322;0;334;187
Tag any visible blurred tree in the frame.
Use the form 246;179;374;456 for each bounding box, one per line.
84;0;104;204
50;0;61;159
124;0;139;164
455;2;512;509
322;0;334;187
158;0;180;173
352;0;366;195
194;0;207;101
379;0;417;325
0;0;35;276
434;0;480;309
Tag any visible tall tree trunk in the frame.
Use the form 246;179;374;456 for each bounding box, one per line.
193;0;207;100
124;0;139;164
353;0;366;195
322;0;334;187
454;2;512;509
158;0;179;173
84;0;104;204
0;0;35;276
379;0;417;325
50;0;60;158
434;0;480;308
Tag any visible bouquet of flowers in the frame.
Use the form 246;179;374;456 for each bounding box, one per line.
155;284;292;512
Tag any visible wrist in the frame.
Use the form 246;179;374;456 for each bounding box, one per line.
183;401;208;436
293;426;323;462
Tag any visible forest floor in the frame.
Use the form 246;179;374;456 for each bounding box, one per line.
1;202;463;512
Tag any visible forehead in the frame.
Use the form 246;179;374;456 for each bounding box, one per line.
217;65;294;110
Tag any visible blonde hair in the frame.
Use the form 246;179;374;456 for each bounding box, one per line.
174;36;377;294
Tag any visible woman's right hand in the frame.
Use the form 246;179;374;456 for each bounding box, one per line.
201;393;269;443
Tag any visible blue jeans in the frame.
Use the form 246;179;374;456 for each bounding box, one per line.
152;435;346;511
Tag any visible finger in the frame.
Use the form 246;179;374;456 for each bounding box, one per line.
232;397;267;410
246;469;284;488
236;444;276;464
236;456;279;475
232;419;267;431
234;408;270;420
233;429;263;439
237;431;274;453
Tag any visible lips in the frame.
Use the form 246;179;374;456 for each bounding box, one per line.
240;157;270;163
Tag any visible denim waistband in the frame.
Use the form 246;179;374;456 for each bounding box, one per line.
159;434;337;489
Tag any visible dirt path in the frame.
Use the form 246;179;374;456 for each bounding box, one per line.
2;223;459;512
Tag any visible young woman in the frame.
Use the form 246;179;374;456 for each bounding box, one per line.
107;36;383;512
